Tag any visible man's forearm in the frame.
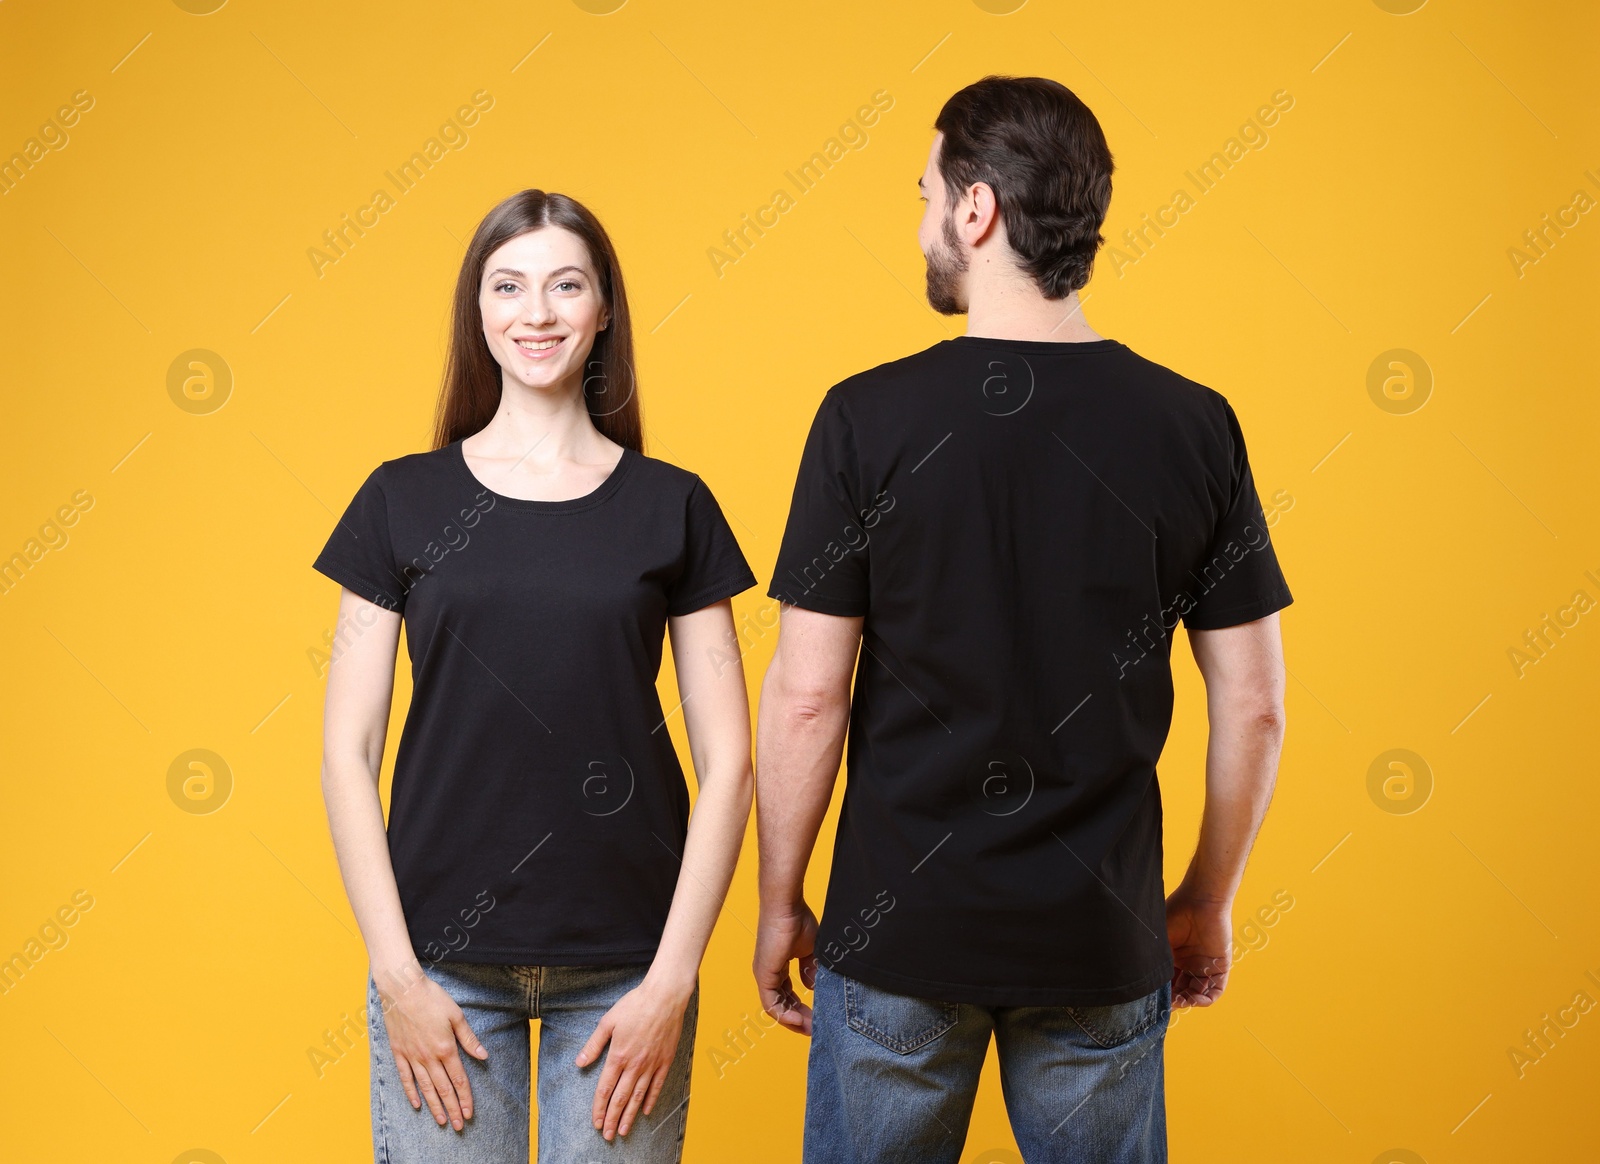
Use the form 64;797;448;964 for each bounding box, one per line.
754;662;851;910
1180;706;1285;903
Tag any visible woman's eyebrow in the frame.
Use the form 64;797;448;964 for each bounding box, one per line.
485;265;589;280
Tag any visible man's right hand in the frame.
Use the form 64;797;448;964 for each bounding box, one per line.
1164;888;1234;1008
753;903;819;1035
374;963;488;1131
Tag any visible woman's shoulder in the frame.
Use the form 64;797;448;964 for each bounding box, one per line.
361;442;460;485
628;449;708;497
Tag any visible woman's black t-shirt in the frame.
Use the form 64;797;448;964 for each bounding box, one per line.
312;439;757;967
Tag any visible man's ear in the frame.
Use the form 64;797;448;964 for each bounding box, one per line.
968;182;1003;246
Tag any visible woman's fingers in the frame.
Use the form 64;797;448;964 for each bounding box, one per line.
409;1056;446;1125
442;1048;474;1121
590;1052;625;1130
576;1013;614;1068
423;1055;466;1130
393;1050;423;1110
452;1011;489;1062
616;1071;653;1137
641;1063;669;1116
603;1063;644;1139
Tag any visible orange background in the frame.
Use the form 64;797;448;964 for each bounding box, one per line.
1;1;1596;1161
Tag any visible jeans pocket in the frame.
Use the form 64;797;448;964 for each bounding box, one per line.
843;973;960;1055
1063;982;1169;1049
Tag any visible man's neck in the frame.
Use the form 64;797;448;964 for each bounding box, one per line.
962;281;1102;343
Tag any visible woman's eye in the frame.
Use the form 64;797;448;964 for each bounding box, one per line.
555;280;581;292
495;281;518;294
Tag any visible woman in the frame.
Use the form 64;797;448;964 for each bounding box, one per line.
312;189;757;1163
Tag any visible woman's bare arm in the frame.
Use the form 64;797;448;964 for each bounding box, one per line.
320;587;486;1129
575;597;755;1140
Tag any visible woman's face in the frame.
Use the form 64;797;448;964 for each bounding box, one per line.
479;226;609;394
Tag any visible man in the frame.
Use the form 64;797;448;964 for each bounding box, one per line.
752;75;1292;1164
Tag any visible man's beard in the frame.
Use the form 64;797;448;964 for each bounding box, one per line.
923;210;969;315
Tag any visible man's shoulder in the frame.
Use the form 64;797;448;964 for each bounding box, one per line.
820;340;958;411
823;337;1234;421
1099;340;1234;416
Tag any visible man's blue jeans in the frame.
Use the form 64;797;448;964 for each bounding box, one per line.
805;963;1171;1164
368;960;698;1163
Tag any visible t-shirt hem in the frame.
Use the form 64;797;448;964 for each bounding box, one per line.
666;568;759;617
1182;589;1293;631
764;584;867;618
416;943;659;968
819;953;1174;1008
311;557;405;612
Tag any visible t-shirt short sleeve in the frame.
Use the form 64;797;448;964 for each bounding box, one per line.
766;388;870;617
664;477;759;617
312;465;409;613
1181;400;1294;630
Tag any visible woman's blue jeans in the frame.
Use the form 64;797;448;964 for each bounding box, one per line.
804;963;1171;1164
367;960;698;1163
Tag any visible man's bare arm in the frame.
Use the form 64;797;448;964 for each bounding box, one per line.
752;603;863;1034
1166;610;1287;1006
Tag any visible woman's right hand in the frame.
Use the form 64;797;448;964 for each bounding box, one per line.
374;963;489;1131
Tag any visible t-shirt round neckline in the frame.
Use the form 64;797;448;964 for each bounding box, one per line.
948;335;1123;355
451;438;637;513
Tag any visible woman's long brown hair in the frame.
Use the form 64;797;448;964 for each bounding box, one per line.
430;189;643;453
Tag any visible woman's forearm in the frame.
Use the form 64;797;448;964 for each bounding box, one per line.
642;758;753;1003
321;753;423;994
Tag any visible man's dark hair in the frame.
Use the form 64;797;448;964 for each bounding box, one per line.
934;75;1114;298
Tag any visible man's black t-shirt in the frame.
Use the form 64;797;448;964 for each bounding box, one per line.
768;336;1293;1007
313;439;756;967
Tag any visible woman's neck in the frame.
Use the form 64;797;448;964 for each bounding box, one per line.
470;376;616;466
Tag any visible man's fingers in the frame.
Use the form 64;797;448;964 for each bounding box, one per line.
762;976;814;1034
757;981;789;1020
798;953;817;990
1172;967;1226;1008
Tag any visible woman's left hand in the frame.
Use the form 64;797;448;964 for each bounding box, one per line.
576;977;691;1140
